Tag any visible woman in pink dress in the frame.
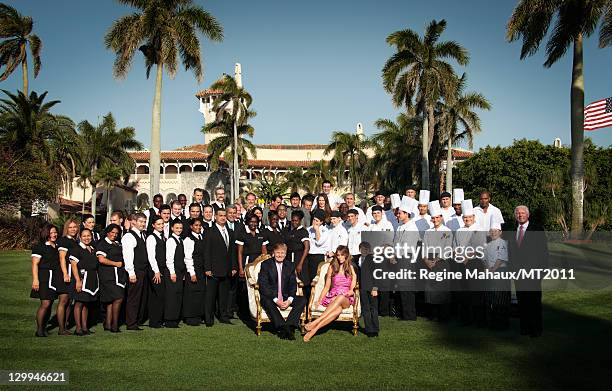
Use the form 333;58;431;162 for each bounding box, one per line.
304;245;356;342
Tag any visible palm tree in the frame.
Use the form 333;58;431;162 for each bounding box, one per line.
306;160;335;194
0;4;42;94
105;0;223;197
284;167;308;193
201;110;256;197
507;0;611;237
94;162;124;225
77;113;143;217
438;74;490;191
75;160;91;215
370;113;421;193
0;89;76;180
208;74;254;200
383;19;468;190
323;131;369;194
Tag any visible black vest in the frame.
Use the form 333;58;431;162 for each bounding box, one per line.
152;232;166;273
170;236;186;273
189;233;204;273
128;230;148;272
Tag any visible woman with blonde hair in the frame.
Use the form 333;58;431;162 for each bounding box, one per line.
56;218;80;335
303;245;356;342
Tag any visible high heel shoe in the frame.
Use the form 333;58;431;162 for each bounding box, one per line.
58;330;72;336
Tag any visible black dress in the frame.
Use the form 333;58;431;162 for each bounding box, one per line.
30;242;62;300
283;225;309;263
182;232;206;323
69;243;99;302
262;226;285;254
96;238;127;303
235;228;265;267
56;236;79;294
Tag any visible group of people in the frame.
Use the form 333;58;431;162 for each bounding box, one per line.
30;181;548;341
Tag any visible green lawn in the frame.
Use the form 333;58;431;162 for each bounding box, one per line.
1;246;611;390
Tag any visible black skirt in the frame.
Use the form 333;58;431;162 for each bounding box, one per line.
182;272;206;319
99;266;126;303
164;270;185;321
30;268;60;301
70;270;99;302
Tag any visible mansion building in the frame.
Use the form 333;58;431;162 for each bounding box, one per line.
60;64;473;213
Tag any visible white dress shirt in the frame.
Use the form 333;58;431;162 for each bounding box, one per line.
166;233;195;277
272;261;294;304
441;207;455;223
347;222;365;256
146;230;164;274
144;207;159;227
365;204;388;223
121;228;143;278
307;225;331;254
474;204;505;232
329;223;349;252
368;219;394;232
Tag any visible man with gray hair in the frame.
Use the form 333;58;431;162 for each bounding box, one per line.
508;204;548;337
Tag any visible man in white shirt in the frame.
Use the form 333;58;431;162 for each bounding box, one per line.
328;211;349;254
178;193;189;218
366;191;387;223
212;186;226;212
144;194;163;230
346;209;365;257
445;188;465;231
344;193;366;225
474;190;504;232
304;210;331;299
121;213;148;330
192;188;208;212
368;205;394;231
322;180;343;210
415;190;433;234
439;191;455;223
159;204;172;238
202;205;214;229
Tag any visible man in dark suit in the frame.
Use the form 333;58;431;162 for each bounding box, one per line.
507;205;549;337
353;242;379;337
203;208;238;326
258;243;306;340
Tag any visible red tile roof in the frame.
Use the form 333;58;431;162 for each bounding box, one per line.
452;150;474;158
195;89;224;97
129;150;209;161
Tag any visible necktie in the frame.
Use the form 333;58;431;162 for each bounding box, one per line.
280;222;284;230
198;234;202;241
517;225;525;247
277;264;283;302
141;232;145;241
161;233;166;242
222;229;228;248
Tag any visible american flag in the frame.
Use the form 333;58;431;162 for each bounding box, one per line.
584;97;612;131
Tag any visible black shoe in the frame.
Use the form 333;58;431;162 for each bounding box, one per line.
164;323;179;328
111;328;121;333
74;330;85;336
35;330;46;337
103;326;111;332
149;324;164;329
219;320;233;325
205;323;213;327
126;326;143;331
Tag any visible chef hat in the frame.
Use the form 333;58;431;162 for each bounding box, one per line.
461;199;474;216
418;190;430;205
400;197;417;214
390;193;401;209
453;189;464;204
428;201;442;217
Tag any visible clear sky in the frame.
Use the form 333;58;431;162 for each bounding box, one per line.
3;0;611;151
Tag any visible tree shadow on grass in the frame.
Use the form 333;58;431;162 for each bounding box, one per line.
429;303;612;389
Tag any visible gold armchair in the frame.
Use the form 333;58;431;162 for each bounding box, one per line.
244;254;307;336
307;260;360;335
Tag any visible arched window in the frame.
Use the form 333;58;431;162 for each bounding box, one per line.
137;193;150;209
166;193;177;204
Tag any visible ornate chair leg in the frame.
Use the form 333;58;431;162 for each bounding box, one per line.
352;318;358;336
256;318;262;336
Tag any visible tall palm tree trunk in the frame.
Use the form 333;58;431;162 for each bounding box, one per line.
570;34;585;238
421;115;430;190
106;185;112;225
21;54;28;95
90;165;98;216
233;120;239;201
445;136;453;192
150;64;163;197
82;187;86;215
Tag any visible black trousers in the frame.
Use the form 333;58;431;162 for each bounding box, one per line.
126;270;147;328
398;291;416;320
164;269;185;324
516;290;542;336
148;269;165;328
360;289;379;333
378;291;394;316
183;272;206;325
260;296;306;330
204;276;231;325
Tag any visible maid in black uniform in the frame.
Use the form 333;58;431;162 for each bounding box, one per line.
183;218;206;326
69;229;99;335
56;218;80;335
96;224;126;332
251;207;265;231
235;214;266;318
164;220;189;328
80;214;100;244
283;210;310;279
31;223;61;337
263;212;285;254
